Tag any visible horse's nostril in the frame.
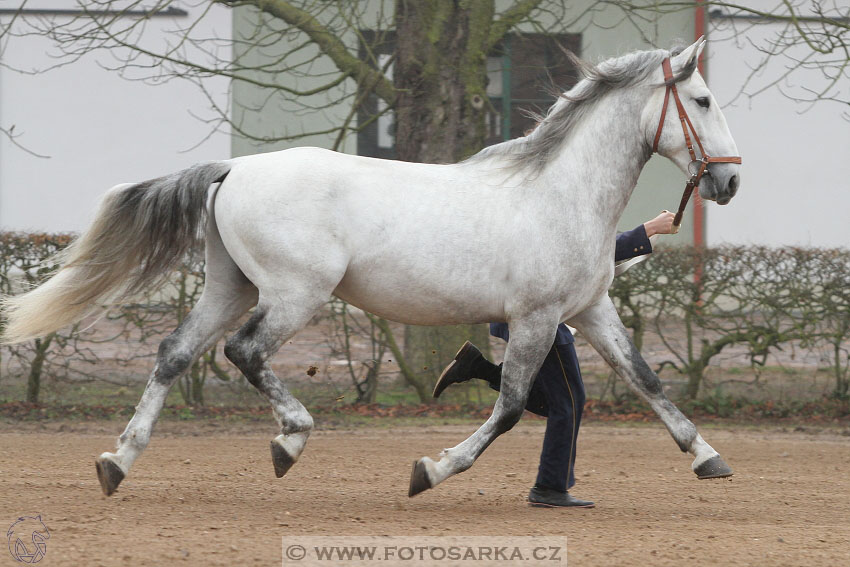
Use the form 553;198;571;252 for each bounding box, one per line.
728;174;739;195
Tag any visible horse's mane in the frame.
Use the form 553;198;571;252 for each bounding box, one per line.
464;45;698;175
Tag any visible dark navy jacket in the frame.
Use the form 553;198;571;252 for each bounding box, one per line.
490;224;652;346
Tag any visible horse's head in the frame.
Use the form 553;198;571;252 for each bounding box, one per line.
645;38;741;205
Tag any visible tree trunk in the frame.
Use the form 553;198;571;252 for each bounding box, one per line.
191;360;205;406
392;0;495;400
393;0;492;163
684;312;701;400
403;324;493;397
833;342;849;399
361;367;379;404
178;360;206;406
26;333;54;403
685;362;704;400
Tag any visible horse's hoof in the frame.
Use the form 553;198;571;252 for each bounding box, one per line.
270;438;297;478
408;459;432;497
694;455;733;479
95;456;125;496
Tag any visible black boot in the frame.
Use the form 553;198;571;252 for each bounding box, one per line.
528;485;595;508
432;341;501;398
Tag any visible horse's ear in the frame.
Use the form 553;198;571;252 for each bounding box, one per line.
672;36;706;72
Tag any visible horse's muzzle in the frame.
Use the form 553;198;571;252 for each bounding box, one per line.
700;163;741;205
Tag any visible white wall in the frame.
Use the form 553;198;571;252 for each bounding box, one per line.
706;13;850;248
0;2;231;233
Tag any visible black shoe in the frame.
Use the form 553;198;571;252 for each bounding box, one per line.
433;341;488;398
528;485;595;508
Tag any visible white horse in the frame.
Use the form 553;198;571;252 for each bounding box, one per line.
2;38;740;497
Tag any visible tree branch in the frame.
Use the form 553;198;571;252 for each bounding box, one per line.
219;0;397;103
487;0;544;50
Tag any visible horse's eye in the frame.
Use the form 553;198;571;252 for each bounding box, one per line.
695;96;710;109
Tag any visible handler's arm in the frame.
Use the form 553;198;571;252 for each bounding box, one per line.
614;211;676;262
643;210;676;238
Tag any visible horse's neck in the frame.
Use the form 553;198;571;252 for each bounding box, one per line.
542;90;650;233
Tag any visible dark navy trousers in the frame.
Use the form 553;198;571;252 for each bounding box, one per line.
487;341;585;491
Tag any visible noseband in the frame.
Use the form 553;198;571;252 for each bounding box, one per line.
652;57;742;233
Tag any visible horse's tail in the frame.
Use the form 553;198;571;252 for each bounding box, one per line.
1;161;232;344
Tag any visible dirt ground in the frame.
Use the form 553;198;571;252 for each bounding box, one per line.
1;420;849;566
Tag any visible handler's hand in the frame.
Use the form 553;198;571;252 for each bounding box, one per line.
643;210;677;237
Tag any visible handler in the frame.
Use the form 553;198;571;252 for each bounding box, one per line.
433;211;676;508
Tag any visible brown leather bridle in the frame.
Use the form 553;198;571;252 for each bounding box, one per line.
652;57;742;233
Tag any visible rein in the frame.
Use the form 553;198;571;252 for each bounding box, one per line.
652;57;742;234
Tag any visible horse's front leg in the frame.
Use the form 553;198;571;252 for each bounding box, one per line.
409;313;558;497
569;296;733;479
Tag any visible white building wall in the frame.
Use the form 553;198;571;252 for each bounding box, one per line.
0;2;232;233
706;12;850;248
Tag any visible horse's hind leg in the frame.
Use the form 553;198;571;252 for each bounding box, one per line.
569;296;732;479
95;216;258;496
95;283;257;495
409;313;559;497
224;293;328;478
